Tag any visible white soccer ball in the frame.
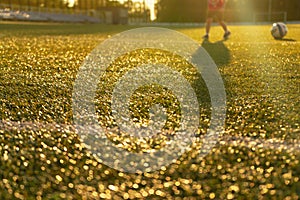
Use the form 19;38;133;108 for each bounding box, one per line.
271;22;288;39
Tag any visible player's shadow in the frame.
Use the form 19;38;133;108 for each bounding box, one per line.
187;39;231;107
187;40;230;108
200;39;231;67
275;38;297;42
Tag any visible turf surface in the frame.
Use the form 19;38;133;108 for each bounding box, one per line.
0;22;299;199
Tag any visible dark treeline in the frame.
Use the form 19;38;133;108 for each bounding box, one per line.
1;0;299;22
156;0;300;22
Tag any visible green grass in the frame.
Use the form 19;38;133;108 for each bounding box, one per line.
0;22;299;199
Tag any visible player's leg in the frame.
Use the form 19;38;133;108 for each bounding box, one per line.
203;17;213;39
219;21;228;32
216;11;231;39
203;10;215;39
221;21;231;39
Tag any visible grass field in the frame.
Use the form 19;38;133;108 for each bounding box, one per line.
0;22;300;199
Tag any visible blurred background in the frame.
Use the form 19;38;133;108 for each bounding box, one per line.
0;0;300;24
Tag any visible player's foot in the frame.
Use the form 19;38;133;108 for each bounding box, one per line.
202;34;209;40
223;31;231;39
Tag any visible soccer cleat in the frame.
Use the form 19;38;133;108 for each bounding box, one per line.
223;31;231;39
202;34;209;40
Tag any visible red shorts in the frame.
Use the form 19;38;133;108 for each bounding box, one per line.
207;10;224;21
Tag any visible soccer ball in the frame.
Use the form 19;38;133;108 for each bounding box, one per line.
271;22;288;39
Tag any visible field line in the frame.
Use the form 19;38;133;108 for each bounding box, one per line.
1;120;299;152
